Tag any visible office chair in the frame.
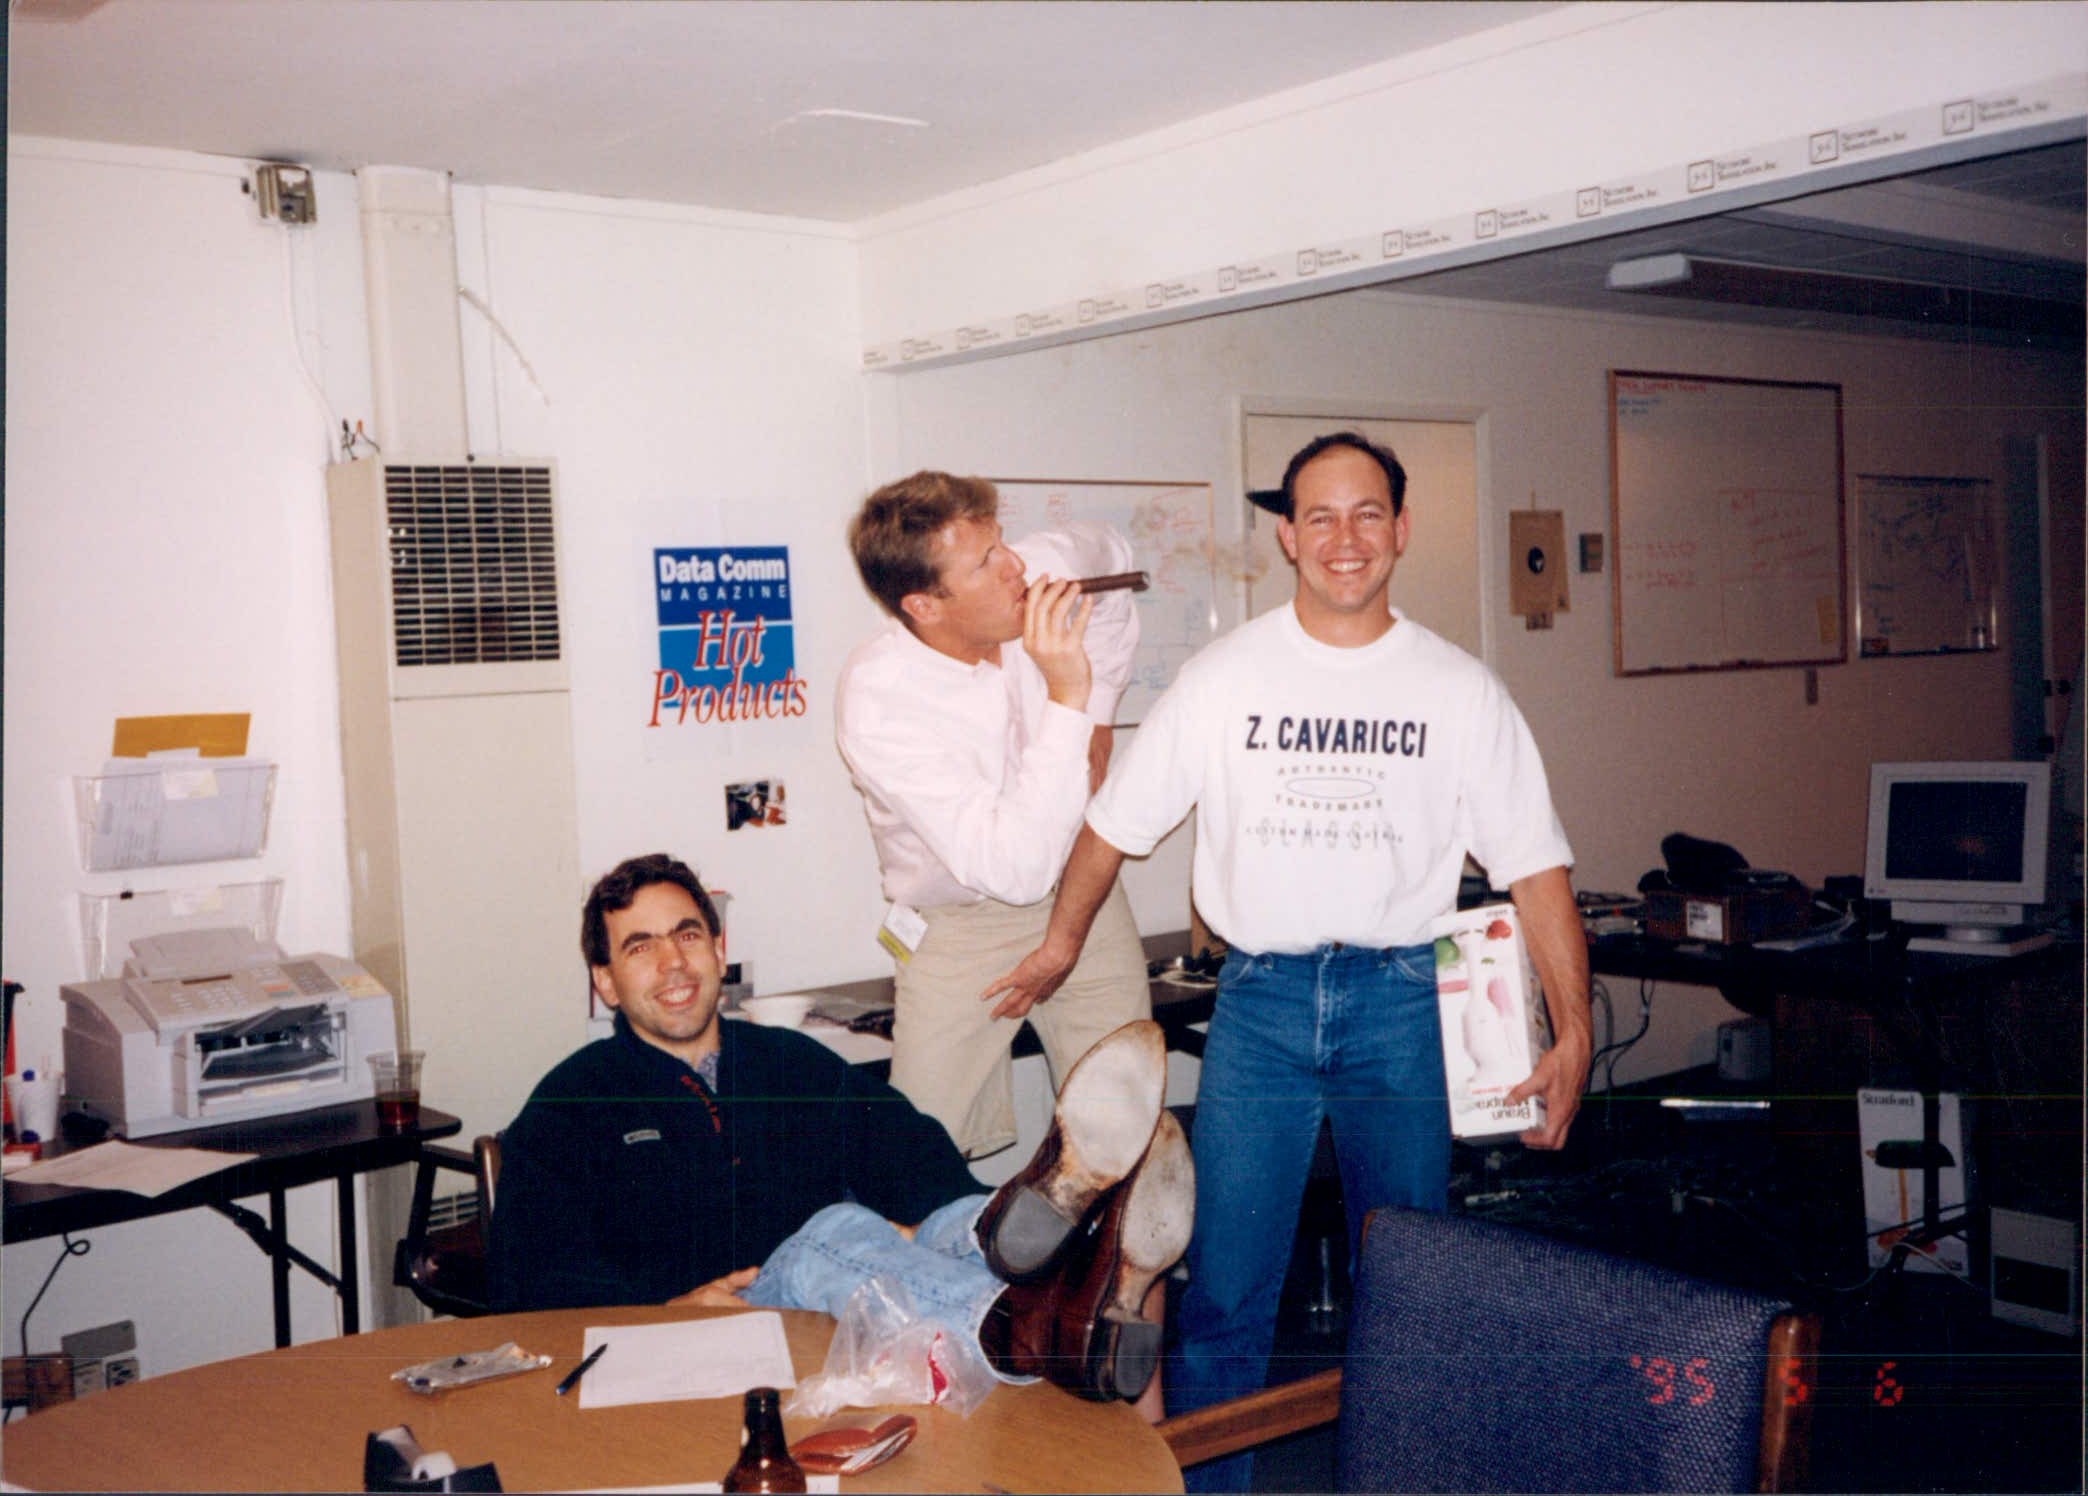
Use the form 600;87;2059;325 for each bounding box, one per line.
393;1134;501;1318
3;1355;74;1417
1159;1206;1818;1493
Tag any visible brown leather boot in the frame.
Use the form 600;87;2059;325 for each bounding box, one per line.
1049;1109;1194;1401
979;1110;1195;1402
975;1019;1166;1282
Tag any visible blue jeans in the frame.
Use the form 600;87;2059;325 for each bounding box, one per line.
744;1194;1028;1383
1172;943;1450;1491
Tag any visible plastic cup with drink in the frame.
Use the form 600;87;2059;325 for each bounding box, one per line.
368;1049;425;1131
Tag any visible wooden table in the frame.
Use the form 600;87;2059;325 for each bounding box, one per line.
0;1303;1184;1493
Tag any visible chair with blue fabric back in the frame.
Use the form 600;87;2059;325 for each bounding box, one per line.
1159;1206;1818;1492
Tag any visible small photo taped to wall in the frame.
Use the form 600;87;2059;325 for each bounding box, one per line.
725;779;786;831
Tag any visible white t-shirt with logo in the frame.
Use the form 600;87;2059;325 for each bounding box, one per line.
1087;606;1572;954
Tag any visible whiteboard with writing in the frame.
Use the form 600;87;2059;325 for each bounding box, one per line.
991;479;1222;725
1610;372;1847;675
1855;474;1998;657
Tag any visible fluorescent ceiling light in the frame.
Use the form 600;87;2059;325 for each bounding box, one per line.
1606;252;2080;341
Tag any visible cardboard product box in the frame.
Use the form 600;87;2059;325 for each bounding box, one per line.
1642;884;1811;944
1858;1088;1969;1277
1432;902;1551;1140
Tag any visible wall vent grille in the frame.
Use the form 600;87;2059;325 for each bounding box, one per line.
385;464;561;667
427;1190;480;1233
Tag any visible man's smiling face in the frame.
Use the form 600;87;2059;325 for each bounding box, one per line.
589;881;725;1065
1278;444;1410;640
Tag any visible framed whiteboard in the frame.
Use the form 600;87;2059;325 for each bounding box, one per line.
1854;475;1999;657
1610;372;1847;676
990;479;1222;724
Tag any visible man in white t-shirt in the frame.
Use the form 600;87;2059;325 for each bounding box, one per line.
984;433;1592;1490
837;470;1151;1161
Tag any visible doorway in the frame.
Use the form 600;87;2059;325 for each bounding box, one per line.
1241;410;1481;658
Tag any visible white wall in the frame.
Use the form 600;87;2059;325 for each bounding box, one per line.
1;146;881;1375
873;286;2082;1081
453;185;885;995
3;138;376;1371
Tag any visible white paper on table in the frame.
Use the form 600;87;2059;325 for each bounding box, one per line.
8;1140;254;1197
577;1311;796;1410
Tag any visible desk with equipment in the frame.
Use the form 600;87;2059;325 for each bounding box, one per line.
0;1302;1184;1493
5;894;455;1348
1580;757;2079;1320
1591;926;2079;1313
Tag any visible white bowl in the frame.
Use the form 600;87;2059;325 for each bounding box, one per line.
740;994;814;1029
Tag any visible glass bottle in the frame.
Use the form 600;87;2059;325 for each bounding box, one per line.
721;1386;807;1493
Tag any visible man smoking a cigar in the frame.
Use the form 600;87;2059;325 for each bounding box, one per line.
836;470;1151;1161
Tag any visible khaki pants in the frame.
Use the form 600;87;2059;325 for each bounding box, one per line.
890;881;1149;1159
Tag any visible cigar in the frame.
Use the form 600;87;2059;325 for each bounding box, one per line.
1075;571;1150;594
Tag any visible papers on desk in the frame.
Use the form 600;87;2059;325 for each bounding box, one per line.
6;1139;254;1196
577;1312;795;1411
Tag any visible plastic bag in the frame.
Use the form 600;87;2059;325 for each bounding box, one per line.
392;1342;551;1394
785;1276;995;1419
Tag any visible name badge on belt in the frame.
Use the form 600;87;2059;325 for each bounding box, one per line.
878;903;927;963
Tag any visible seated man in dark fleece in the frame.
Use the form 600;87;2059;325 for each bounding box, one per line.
488;852;1192;1404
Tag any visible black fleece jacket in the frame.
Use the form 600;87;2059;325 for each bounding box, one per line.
488;1013;979;1311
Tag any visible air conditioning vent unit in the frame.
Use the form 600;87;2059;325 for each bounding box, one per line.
325;457;580;1145
333;459;569;702
384;464;562;670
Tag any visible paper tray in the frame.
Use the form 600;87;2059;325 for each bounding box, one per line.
75;759;276;871
80;879;284;981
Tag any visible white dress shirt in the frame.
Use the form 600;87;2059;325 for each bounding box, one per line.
836;522;1140;910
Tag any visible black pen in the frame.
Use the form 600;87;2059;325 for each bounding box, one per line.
555;1342;607;1396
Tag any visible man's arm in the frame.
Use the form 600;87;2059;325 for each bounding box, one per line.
487;1126;623;1311
1087;724;1113;795
1502;865;1592;1149
837;582;1101;908
844;1069;984;1223
666;1266;759;1309
980;823;1128;1019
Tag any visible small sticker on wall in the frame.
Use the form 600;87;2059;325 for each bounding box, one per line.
726;780;786;831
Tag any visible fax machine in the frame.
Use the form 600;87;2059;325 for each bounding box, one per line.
62;928;398;1138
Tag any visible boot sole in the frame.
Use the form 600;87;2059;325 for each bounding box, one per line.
1089;1311;1163;1402
981;1021;1166;1281
983;1187;1083;1280
1110;1111;1194;1304
1081;1113;1195;1402
1037;1023;1167;1226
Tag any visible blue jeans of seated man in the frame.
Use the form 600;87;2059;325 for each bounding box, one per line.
1171;943;1450;1492
744;1194;1029;1385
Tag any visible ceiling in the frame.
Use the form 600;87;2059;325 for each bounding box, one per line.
7;0;1563;222
9;0;2082;347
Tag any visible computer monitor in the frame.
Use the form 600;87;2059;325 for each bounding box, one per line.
1864;760;2053;955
